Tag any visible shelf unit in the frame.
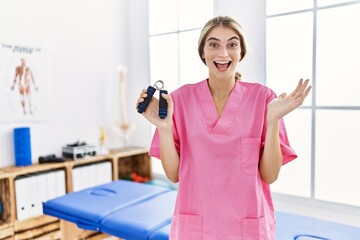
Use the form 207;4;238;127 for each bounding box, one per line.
0;147;151;240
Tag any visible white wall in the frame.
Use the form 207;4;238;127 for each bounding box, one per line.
0;0;266;168
0;0;151;167
124;0;152;149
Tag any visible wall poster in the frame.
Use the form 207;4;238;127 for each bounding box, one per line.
0;43;50;122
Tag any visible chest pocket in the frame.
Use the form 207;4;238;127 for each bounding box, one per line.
240;138;262;176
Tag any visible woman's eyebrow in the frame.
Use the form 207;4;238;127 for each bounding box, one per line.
207;36;240;42
228;36;240;41
207;37;220;42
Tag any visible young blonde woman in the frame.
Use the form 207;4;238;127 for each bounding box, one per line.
137;16;311;240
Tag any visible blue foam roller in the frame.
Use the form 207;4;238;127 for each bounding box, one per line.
13;127;32;166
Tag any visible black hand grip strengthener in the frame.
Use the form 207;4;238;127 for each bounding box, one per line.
137;86;156;114
137;80;167;119
159;90;168;119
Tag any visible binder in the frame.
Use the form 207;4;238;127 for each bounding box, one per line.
15;176;29;221
37;173;48;203
72;166;83;192
26;174;42;218
15;170;66;221
55;170;66;197
72;162;112;192
98;161;112;185
87;164;96;188
46;171;57;201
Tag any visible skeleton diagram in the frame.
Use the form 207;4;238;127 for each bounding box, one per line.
10;58;38;115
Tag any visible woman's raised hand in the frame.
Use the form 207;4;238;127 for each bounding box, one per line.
267;79;312;122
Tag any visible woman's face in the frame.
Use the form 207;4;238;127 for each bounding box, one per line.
202;26;242;80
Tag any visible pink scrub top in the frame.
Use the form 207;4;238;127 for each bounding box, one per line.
150;79;297;240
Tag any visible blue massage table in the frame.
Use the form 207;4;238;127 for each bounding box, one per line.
43;180;360;240
275;211;360;240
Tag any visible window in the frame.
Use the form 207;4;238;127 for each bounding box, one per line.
267;1;360;207
148;0;214;175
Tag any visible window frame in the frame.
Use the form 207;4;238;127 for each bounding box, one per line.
266;0;360;214
148;0;214;176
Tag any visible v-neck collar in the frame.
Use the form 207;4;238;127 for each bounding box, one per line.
196;79;243;134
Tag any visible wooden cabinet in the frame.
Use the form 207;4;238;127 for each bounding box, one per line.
0;147;151;240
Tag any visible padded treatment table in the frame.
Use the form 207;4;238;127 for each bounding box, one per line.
148;224;171;240
100;191;176;239
43;179;360;240
43;180;176;240
276;211;360;240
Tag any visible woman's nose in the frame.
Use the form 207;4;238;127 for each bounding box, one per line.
218;46;229;57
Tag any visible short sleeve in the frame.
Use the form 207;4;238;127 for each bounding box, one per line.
149;119;180;160
149;129;161;159
279;118;297;165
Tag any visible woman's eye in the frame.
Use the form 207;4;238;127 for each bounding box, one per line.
228;42;238;48
209;43;218;48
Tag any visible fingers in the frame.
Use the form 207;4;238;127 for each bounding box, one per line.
278;92;287;100
161;92;172;103
140;88;147;99
300;79;310;93
290;79;303;97
161;93;173;108
135;89;148;109
291;78;311;99
297;79;311;100
303;85;312;98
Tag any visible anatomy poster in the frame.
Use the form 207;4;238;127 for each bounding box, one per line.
0;43;50;122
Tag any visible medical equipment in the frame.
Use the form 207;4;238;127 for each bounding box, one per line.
137;80;168;119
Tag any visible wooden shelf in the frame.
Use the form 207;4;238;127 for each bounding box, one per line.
14;217;59;240
0;177;12;226
0;223;13;240
0;147;150;240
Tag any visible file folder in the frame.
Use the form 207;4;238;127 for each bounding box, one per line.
15;176;29;221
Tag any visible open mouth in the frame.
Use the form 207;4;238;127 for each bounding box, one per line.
214;60;231;70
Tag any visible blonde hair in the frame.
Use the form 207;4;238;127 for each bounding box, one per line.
234;72;241;80
198;16;247;80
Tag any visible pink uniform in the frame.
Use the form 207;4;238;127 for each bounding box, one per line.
150;79;297;240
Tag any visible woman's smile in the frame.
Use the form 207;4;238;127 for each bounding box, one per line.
214;60;231;71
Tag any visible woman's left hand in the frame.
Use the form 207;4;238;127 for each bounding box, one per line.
267;78;312;122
